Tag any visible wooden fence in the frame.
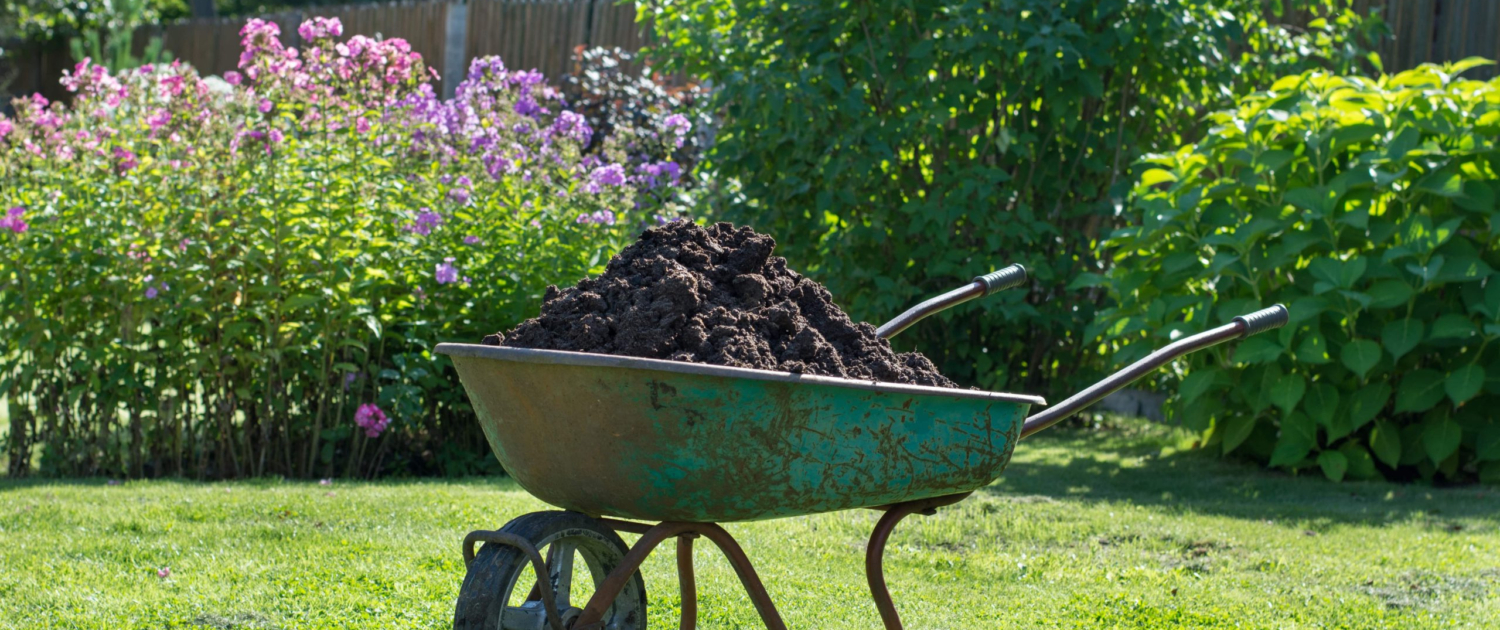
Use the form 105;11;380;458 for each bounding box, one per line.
6;0;1500;106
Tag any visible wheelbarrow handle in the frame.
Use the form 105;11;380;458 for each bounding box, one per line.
875;264;1028;339
1019;304;1289;439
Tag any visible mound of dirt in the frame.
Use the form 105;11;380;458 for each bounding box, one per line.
482;221;957;388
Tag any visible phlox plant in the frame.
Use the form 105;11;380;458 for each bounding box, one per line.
0;16;696;479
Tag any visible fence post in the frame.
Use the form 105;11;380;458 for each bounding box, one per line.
443;1;469;99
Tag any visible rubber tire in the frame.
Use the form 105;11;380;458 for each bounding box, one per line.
453;511;647;630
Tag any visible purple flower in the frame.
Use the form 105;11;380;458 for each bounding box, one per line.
223;71;242;85
145;286;159;299
590;164;627;188
551;111;592;143
259;99;273;114
407;208;444;235
663;114;692;145
448;187;471;205
354;403;390;438
577;210;616;225
464;235;480;245
436;257;459;284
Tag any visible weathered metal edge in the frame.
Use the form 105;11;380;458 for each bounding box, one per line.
433;343;1047;406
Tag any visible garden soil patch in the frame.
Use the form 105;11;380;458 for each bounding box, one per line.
483;221;958;388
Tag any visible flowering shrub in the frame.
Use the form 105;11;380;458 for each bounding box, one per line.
0;17;695;479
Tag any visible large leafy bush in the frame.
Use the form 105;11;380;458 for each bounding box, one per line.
0;17;695;478
1099;60;1500;483
644;0;1382;394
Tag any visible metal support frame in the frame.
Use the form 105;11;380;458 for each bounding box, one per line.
551;492;973;630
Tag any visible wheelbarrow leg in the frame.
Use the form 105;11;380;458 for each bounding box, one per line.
866;492;974;630
678;533;699;630
580;520;787;630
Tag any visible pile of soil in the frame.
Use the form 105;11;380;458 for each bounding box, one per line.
482;221;958;388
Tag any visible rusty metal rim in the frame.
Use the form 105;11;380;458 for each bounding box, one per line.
435;343;1047;406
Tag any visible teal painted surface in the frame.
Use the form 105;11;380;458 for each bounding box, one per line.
443;347;1030;522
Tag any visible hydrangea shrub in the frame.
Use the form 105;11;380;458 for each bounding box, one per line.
0;17;696;479
1097;61;1500;484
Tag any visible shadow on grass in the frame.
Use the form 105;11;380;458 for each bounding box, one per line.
988;425;1500;528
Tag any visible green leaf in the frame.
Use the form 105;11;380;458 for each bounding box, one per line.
1141;169;1178;187
1422;416;1463;464
1269;373;1306;415
1434;255;1493;284
1269;412;1316;467
1233;336;1283;364
1341;340;1382;378
1302;383;1340;428
1339;442;1379;480
1380;319;1424;361
1429;314;1476;340
1365;280;1414;309
1396;370;1447;414
1474;425;1500;462
1294;331;1331;364
1318;450;1349;482
1445;364;1485;404
1221;415;1258;455
1482;462;1500;486
1415;164;1464;198
1369;421;1402;467
1348;382;1392;432
1180;369;1222;404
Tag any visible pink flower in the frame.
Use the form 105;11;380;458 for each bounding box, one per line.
463;235;480;245
223;70;243;85
1;207;27;234
354;403;389;438
259;99;273;114
436;257;459;284
157;567;171;579
159;75;186;98
146;108;171;130
0;118;12;139
319;478;332;486
298;16;344;41
355;117;371;134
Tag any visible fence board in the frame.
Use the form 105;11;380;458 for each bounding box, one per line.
12;0;1500;107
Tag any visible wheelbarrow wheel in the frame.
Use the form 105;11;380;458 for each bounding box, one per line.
454;511;647;630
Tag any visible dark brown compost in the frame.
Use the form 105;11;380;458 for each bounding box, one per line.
483;221;957;388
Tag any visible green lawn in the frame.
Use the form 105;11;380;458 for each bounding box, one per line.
1;418;1496;629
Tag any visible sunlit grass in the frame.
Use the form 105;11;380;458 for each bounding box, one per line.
1;418;1496;629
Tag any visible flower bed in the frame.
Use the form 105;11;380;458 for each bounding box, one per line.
0;17;695;478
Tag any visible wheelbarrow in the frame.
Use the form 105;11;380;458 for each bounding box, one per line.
434;264;1288;630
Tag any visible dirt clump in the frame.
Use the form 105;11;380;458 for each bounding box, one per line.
483;221;958;388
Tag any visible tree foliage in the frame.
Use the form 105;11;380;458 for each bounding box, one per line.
643;0;1383;394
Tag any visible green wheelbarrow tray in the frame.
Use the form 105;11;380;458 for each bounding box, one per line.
435;343;1045;522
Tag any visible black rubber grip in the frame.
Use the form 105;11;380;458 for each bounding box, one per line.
1234;304;1290;338
973;264;1028;296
